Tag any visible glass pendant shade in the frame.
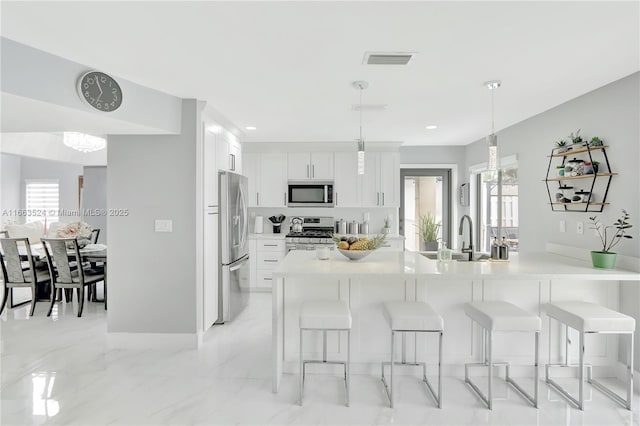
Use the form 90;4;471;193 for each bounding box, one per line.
487;134;498;171
63;132;106;153
357;139;365;175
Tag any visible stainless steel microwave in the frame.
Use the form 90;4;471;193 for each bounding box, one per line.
287;181;334;207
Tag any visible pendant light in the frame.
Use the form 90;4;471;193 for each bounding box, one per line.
63;132;106;153
353;80;369;175
484;80;501;171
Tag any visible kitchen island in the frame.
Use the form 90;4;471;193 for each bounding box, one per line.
271;250;640;392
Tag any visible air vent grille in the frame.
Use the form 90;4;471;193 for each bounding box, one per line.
363;52;415;65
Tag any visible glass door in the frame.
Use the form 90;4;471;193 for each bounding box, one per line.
476;166;519;253
400;169;451;252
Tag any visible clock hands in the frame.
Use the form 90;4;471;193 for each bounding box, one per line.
95;74;103;102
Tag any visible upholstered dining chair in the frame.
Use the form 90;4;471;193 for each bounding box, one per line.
41;238;105;318
0;237;52;316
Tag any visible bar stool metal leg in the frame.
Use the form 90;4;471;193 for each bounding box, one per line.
346;330;351;407
487;330;493;410
579;331;585;411
299;328;304;406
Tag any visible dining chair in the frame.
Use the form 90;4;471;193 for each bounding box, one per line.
0;237;52;316
41;238;105;318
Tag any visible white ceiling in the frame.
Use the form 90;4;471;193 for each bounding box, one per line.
1;1;638;146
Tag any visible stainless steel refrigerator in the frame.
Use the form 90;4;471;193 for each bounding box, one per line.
218;171;250;323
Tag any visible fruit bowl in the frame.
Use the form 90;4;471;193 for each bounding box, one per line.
337;248;374;261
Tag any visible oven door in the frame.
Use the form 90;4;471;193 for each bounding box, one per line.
287;181;334;207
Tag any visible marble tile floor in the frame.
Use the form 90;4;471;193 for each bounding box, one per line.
1;293;638;425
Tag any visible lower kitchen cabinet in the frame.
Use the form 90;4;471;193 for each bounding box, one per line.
249;237;286;291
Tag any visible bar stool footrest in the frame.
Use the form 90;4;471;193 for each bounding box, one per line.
465;362;538;409
381;361;441;408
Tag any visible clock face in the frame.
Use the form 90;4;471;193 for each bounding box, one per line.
77;71;123;112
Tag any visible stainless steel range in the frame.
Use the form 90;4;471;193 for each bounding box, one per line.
285;216;335;252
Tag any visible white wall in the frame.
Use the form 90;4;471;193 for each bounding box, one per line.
465;72;640;258
1;37;182;135
106;99;198;338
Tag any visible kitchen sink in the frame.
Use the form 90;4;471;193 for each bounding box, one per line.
421;252;490;262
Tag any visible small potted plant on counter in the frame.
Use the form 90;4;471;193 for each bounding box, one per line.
555;139;568;153
418;212;441;252
589;209;633;269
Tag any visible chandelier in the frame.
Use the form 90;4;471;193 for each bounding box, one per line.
484;80;501;171
63;132;107;153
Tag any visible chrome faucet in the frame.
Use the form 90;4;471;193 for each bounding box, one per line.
459;215;474;261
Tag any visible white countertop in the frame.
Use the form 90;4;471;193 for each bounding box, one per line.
273;250;640;281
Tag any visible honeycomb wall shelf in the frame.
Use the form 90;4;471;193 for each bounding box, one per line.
544;145;616;212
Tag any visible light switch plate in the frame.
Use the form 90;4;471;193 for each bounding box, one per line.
155;219;173;233
559;220;566;233
576;221;583;234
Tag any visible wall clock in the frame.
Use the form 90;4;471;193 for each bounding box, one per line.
77;71;123;112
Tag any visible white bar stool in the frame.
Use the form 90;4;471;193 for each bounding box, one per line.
545;301;635;411
299;300;352;406
381;301;444;408
464;301;541;409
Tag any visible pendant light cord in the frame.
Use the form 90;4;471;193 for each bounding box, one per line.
359;88;363;142
491;87;495;135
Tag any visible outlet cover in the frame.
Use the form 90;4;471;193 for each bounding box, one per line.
559;220;566;233
576;221;584;234
155;219;173;232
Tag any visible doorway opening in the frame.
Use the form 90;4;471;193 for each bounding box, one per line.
400;169;451;252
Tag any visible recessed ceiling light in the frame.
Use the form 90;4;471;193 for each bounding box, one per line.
245;126;257;131
425;125;438;130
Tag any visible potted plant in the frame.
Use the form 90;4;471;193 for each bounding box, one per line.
382;217;391;234
588;209;633;269
555;140;568;153
569;129;584;147
589;136;604;147
418;212;441;251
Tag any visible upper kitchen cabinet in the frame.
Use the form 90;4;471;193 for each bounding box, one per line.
217;133;242;174
361;151;399;207
245;152;287;207
203;124;218;208
287;152;334;180
334;151;360;207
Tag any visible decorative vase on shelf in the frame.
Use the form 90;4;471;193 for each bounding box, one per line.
591;251;617;269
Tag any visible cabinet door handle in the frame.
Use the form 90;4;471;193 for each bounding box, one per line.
263;259;278;263
382;193;385;206
335;192;338;206
377;192;380;206
312;164;315;178
229;153;235;171
264;277;273;281
284;192;287;205
306;165;310;178
264;244;278;247
256;193;259;206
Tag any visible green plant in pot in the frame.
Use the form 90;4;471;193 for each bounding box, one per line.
589;209;633;269
555;139;568;153
418;212;441;252
589;136;604;147
568;129;584;146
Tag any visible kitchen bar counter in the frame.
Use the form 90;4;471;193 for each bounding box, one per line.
272;250;639;392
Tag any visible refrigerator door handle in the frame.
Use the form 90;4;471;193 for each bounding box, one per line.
238;181;248;249
229;256;249;272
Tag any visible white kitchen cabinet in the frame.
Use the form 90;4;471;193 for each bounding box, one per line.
287;152;334;180
203;125;218;208
360;151;399;207
249;237;286;291
217;134;242;173
333;151;360;207
245;152;287;207
377;237;404;251
203;208;219;329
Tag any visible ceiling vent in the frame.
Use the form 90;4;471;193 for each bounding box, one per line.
352;104;387;111
363;51;416;65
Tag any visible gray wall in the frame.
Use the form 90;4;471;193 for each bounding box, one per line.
82;166;107;243
107;99;198;335
0;153;22;226
465;72;640;258
18;156;83;223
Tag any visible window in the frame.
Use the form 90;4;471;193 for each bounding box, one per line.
25;180;59;224
475;164;519;253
